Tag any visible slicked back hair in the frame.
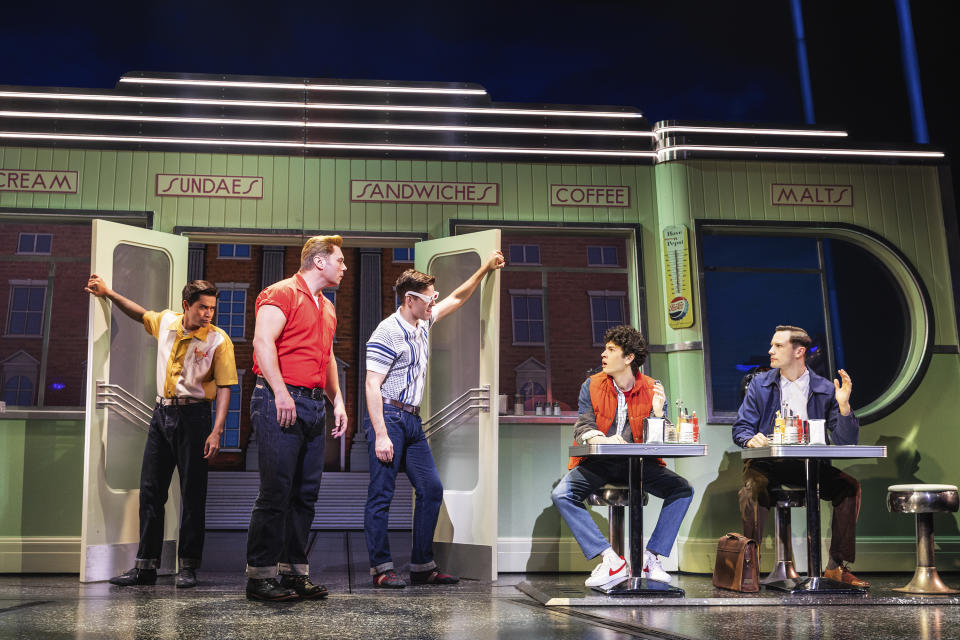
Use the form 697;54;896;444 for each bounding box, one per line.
300;235;343;271
182;280;218;305
395;269;436;302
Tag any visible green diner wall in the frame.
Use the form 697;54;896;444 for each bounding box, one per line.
2;144;957;574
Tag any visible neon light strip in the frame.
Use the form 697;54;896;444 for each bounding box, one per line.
0;110;655;137
659;145;944;159
655;125;847;137
0;131;658;158
0;90;643;119
118;76;488;95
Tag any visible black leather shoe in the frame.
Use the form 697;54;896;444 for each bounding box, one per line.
410;568;459;585
279;574;329;599
245;577;298;601
176;568;197;588
109;568;157;586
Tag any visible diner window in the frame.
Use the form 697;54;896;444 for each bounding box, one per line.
3;375;35;406
218;244;250;259
509;244;541;265
17;233;52;255
510;290;544;345
588;291;626;345
215;284;247;339
213;376;243;450
587;246;618;266
6;282;46;336
393;247;415;263
700;230;910;422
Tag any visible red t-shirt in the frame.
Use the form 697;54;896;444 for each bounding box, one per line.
252;273;337;389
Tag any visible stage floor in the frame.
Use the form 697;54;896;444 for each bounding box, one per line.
1;532;958;640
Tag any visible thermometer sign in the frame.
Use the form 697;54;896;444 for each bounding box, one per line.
663;225;694;329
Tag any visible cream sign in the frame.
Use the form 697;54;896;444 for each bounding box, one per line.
350;180;498;205
0;169;78;193
156;174;263;199
550;184;630;207
771;183;853;207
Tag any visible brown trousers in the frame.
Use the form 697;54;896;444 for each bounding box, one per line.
738;459;861;564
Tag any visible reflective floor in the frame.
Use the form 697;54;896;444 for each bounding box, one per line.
2;532;959;640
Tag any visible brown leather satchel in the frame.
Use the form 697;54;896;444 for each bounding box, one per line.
712;532;760;592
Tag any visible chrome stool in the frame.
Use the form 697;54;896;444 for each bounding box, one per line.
760;486;805;584
887;484;959;594
588;484;630;557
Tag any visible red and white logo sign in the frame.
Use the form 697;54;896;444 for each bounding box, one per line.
550;184;630;207
156;174;263;199
771;184;853;207
0;169;78;193
668;296;689;322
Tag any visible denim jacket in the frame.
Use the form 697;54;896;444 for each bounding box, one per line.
731;368;859;448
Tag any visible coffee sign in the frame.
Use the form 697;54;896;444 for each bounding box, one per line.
156;174;264;199
0;169;78;193
771;183;853;207
351;180;498;205
550;184;629;207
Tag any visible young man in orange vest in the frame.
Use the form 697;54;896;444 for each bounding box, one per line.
551;325;693;589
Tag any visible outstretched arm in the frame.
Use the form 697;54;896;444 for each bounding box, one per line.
85;274;147;323
432;250;505;321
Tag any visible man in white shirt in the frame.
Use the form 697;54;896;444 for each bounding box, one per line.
363;250;504;588
732;325;867;587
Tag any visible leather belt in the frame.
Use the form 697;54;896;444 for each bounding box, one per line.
257;376;324;401
157;396;207;406
385;398;420;416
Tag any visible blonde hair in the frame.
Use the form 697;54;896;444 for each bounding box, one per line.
300;235;343;270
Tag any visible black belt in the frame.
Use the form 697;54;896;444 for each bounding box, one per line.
258;376;324;401
385;398;420;416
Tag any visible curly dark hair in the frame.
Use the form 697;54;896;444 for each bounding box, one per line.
603;325;648;375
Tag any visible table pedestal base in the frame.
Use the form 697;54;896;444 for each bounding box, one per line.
592;577;685;597
764;576;867;595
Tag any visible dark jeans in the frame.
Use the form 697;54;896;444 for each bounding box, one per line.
245;380;326;578
363;404;443;574
136;401;212;570
739;459;861;564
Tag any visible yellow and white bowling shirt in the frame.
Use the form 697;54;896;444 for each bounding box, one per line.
142;310;238;401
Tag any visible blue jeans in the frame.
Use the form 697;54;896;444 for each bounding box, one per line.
245;380;326;578
551;458;693;560
363;404;443;574
136;401;211;569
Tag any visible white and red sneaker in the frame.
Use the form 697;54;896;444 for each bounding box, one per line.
585;554;629;588
641;550;672;583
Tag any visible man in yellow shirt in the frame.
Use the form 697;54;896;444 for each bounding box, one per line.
86;275;238;588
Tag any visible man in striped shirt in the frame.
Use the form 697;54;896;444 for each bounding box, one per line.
364;250;504;588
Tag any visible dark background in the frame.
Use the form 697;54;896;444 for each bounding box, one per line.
1;0;956;207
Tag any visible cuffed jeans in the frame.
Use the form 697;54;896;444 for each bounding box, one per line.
363;404;443;575
551;458;693;560
136;401;211;570
739;459;861;564
245;381;326;578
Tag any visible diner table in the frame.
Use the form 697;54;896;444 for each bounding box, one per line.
741;444;887;595
570;442;708;596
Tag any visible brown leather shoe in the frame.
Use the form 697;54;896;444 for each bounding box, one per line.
824;564;870;588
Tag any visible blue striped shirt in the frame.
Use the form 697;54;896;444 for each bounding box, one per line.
366;309;436;407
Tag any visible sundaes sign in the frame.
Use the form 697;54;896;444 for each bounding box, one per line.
350;180;498;205
156;174;264;199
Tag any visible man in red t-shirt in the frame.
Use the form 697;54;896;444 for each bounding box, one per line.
244;235;348;602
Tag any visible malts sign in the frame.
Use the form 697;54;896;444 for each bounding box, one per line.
156;174;264;199
771;183;853;207
350;180;498;205
0;169;78;193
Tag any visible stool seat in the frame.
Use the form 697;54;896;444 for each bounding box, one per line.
888;484;959;514
887;483;959;594
769;486;805;508
588;484;629;507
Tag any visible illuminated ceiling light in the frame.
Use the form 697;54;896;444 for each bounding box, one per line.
658;145;944;159
0;131;657;158
118;76;489;95
0;90;643;119
654;125;848;137
0;110;654;137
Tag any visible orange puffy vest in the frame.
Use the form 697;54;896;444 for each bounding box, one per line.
567;372;657;470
